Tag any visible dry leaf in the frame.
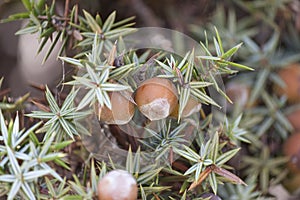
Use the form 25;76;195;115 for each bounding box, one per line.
188;166;212;191
211;165;247;186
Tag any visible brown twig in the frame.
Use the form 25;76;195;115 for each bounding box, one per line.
63;0;70;26
0;88;11;97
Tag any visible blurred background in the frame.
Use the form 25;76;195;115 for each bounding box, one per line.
0;0;215;96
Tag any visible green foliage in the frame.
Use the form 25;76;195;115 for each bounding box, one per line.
175;132;243;194
242;147;288;193
223;114;250;145
219;176;263;200
1;0;298;199
0;111;59;200
26;87;90;141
